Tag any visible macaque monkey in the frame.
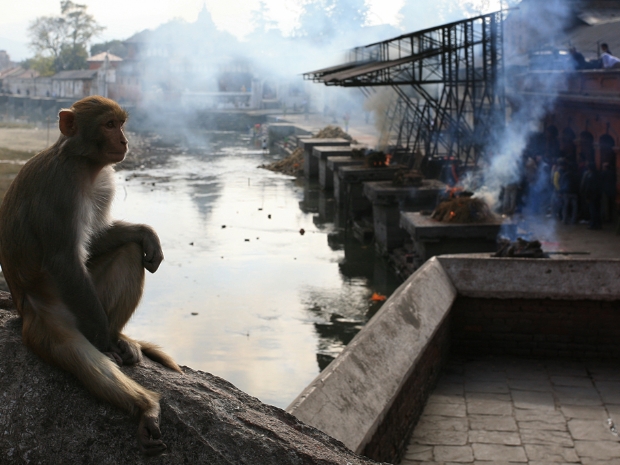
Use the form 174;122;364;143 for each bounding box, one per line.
0;96;181;455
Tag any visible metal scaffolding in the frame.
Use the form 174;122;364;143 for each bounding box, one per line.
304;11;506;168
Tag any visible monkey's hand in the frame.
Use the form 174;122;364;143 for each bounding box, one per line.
138;410;167;456
117;338;142;365
141;228;164;273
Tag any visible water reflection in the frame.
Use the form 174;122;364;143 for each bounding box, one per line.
113;130;400;408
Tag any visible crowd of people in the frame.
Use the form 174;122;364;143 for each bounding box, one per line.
501;126;617;232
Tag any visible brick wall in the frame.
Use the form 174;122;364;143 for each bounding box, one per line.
362;318;451;463
451;297;620;358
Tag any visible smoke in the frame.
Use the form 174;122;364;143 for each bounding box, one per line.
363;88;398;150
472;0;575;212
125;1;403;144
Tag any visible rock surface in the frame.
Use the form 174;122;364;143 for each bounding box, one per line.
0;298;381;464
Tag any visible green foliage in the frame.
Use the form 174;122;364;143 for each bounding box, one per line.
27;1;104;72
22;55;56;76
56;43;88;71
90;40;127;59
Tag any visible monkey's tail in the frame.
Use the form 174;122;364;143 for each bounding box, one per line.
49;335;161;417
138;340;183;373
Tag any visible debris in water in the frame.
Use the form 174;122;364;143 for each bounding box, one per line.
261;147;304;176
191;312;198;316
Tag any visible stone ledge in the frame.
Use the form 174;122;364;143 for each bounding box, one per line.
287;257;457;460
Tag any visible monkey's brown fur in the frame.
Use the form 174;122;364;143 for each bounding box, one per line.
0;96;181;455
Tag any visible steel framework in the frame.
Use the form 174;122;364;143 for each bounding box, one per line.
304;12;506;168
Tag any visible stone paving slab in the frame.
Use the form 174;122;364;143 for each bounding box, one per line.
400;356;620;464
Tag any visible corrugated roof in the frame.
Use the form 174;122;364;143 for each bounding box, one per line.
52;69;98;80
0;67;40;79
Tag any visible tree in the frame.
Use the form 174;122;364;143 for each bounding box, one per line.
27;1;104;72
22;55;56;77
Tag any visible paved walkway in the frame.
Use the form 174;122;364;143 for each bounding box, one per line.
401;356;620;464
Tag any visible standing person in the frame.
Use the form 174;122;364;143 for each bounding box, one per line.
581;162;602;230
601;162;617;222
559;161;579;224
551;159;563;220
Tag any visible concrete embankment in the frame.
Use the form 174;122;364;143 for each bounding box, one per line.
287;255;620;464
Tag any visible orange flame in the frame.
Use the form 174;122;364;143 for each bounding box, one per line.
446;186;463;199
385;154;392;166
371;292;387;302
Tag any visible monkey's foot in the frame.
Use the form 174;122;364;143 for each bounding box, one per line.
117;338;142;365
138;414;167;456
104;351;123;366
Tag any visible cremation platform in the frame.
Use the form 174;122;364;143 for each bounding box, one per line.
400;211;516;269
334;165;402;218
364;179;446;254
313;146;365;190
300;138;350;179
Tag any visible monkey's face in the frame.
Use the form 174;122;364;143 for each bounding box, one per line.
100;117;128;163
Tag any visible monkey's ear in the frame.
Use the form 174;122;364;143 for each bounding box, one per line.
59;110;77;137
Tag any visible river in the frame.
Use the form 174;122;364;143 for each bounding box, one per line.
112;130;401;408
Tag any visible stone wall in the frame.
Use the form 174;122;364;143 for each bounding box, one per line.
362;319;451;463
451;297;620;359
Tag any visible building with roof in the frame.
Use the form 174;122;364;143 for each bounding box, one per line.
0;67;52;97
51;69;98;99
87;52;123;70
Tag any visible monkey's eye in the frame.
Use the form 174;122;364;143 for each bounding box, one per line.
105;120;115;128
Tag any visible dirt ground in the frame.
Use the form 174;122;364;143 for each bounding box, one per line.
0;125;61;154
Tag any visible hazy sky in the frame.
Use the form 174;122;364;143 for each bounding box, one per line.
2;0;508;61
1;0;403;60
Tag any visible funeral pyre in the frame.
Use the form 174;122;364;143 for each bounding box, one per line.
494;238;548;258
261;125;355;176
431;189;497;223
392;169;423;187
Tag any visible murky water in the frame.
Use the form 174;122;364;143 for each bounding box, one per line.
112;131;401;408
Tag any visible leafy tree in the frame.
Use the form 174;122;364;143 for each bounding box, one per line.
90;40;128;59
22;55;56;76
27;1;104;72
57;43;89;70
61;1;104;49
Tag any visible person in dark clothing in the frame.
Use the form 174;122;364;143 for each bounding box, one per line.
569;47;587;70
581;162;602;229
601;162;616;222
559;161;579;224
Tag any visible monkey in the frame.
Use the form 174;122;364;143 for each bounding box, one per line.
0;96;182;455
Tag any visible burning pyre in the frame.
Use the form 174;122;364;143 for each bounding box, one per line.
363;151;391;168
431;190;496;223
